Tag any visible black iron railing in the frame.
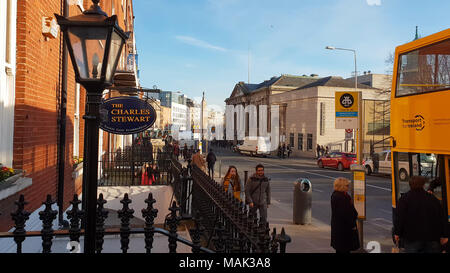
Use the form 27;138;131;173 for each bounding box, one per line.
168;156;291;253
0;142;291;254
0;193;213;253
98;144;171;186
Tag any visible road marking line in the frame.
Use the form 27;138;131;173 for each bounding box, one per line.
379;209;392;214
366;184;391;191
303;171;338;179
367;221;392;231
232;156;392;191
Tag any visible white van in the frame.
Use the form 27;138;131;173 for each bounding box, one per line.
364;150;436;181
237;137;271;156
364;150;409;181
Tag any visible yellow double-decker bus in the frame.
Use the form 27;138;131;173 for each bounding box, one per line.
390;28;450;239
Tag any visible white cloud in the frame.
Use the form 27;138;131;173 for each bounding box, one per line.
175;35;227;52
208;104;225;113
366;0;381;6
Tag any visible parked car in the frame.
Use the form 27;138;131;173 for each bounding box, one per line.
317;152;357;171
237;136;271;157
364;150;436;181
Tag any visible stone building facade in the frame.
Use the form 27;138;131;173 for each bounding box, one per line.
226;74;390;158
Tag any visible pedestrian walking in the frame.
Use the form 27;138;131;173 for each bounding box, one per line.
282;143;286;159
206;149;217;178
149;163;159;184
183;143;188;160
173;142;180;161
325;146;329;155
287;145;292;158
278;144;282;158
141;163;151;185
330;177;360;253
316;144;321;159
188;145;194;161
372;152;379;173
222;165;242;201
245;164;271;224
394;176;448;253
320;145;325;157
192;149;206;172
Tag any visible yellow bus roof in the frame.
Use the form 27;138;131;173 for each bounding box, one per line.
394;28;450;56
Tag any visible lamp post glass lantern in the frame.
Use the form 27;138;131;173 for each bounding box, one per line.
56;0;129;89
55;0;128;254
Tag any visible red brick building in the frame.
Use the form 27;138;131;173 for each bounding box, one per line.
0;0;137;231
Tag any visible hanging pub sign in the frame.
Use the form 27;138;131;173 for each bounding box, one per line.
99;96;157;135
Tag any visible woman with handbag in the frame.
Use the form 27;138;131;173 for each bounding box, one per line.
330;177;360;253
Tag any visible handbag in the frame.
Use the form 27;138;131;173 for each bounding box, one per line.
351;228;360;251
391;242;400;253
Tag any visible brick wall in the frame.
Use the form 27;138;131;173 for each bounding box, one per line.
2;0;134;231
1;0;83;231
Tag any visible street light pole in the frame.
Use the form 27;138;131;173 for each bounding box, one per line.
83;91;102;253
56;0;129;253
325;46;361;163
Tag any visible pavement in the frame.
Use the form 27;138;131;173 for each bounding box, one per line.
0;186;194;253
0;148;393;253
181;149;333;253
190;146;395;253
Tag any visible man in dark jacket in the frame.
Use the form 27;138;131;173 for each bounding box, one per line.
206;149;217;178
245;164;271;224
394;176;448;253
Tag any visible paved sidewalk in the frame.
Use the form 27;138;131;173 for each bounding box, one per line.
181;152;334;253
268;199;333;253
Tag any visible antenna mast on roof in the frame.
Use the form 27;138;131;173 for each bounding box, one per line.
248;43;250;84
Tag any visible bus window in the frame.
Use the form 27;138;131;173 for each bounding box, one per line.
394;152;440;198
420;153;438;178
396;38;450;97
398;152;409;162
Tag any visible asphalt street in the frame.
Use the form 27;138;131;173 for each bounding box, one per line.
210;147;395;253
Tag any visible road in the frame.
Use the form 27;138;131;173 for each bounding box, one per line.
210;146;394;253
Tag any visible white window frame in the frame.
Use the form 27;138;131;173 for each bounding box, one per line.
0;0;17;167
73;84;81;157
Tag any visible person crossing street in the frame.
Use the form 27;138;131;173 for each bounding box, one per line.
206;149;217;178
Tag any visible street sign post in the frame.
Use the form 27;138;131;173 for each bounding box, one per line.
351;164;366;251
352;170;366;220
345;129;353;140
335;92;360;129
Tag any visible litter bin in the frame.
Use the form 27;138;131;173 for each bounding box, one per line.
293;178;312;225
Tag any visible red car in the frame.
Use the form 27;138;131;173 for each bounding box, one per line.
317;152;357;171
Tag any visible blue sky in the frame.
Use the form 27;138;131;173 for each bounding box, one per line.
133;0;450;110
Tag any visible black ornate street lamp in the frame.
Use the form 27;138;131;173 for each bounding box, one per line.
55;0;129;253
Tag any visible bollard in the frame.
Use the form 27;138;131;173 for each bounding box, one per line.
293;178;312;225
